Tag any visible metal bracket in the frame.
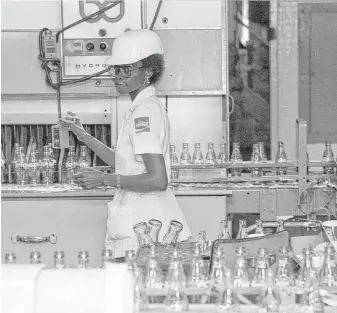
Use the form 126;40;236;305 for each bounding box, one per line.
260;189;277;221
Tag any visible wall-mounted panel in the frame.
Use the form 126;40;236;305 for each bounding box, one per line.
156;30;223;92
1;0;61;30
146;0;222;29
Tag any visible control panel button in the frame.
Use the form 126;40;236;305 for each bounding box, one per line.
99;43;108;51
86;42;95;51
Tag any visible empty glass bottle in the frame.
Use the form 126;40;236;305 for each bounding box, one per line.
78;146;91;168
237;219;248;239
30;251;42;264
53;251;66;269
218;219;231;240
259;269;281;313
206;240;213;257
27;150;41;185
144;246;164;288
197;230;207;255
255;219;265;236
101;249;113;268
251;248;269;287
40;145;54;185
218;142;228;178
133;222;152;248
320;244;337;287
165;248;187;289
233;247;250;288
187;245;208;288
125;250;143;282
230;143;243;177
259;142;268;163
192;143;204;164
275;141;288;176
170;144;179;165
1;148;7;183
251;143;263;177
180;143;191;164
164;276;189;312
77;251;89;269
216;269;241;312
148;219;162;245
300;268;325;313
322;141;336;174
209;248;227;287
296;248;312;288
14;147;27;185
162;220;183;246
5;253;17;264
65;146;78;184
48;143;57;182
205;142;217;165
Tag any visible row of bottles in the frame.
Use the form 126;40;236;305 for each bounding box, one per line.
169;140;336;177
4;249;114;269
1;144;91;185
127;244;336;312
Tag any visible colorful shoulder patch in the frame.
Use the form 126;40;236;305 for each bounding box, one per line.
134;117;150;133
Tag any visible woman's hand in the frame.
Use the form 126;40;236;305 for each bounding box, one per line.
58;111;86;141
74;167;105;190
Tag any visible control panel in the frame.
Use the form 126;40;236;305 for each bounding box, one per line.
61;0;142;79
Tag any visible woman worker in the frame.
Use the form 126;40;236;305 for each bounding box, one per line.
59;29;192;257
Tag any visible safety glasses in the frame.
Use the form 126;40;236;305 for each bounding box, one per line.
109;65;141;78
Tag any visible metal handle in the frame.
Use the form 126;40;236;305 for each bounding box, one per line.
229;94;235;115
11;233;57;244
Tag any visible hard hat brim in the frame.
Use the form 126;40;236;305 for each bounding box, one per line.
105;52;163;66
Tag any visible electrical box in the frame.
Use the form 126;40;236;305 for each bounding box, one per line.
61;0;142;79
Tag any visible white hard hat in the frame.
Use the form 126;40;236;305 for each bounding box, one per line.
105;29;164;66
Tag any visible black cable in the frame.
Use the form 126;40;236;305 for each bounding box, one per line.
149;0;163;30
56;1;122;42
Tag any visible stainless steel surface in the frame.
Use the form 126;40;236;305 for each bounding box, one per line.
11;232;57;244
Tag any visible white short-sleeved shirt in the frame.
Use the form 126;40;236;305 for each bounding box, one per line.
105;86;192;255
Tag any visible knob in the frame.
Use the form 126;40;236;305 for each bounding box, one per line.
86;42;95;51
100;42;107;51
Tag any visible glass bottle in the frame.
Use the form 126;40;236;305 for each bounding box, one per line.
53;251;66;269
30;251;42;264
133;222;152;248
233;247;250;288
230;142;243;177
187;245;208;288
165;248;187;289
48;143;57;182
144;246;164;288
237;219;248;239
275;246;295;288
148;219;162;245
259;269;281;313
162;220;183;246
197;230;207;255
78;146;91;168
5;253;17;264
259;142;268;163
277;219;285;232
251;248;269;287
170;144;179;165
296;248;312;288
275;141;288;176
218;219;231;240
15;147;27;185
255;219;265;236
320;244;337;287
322;141;335;174
164;276;189;312
209;248;227;287
11;143;20;168
27;149;41;185
101;249;113;268
77;251;89;269
300;268;325;313
251;143;263;177
180;143;191;164
1;148;7;183
125;250;143;282
40;145;54;185
205;142;217;165
206;240;213;257
192;143;204;164
218;142;228;178
65;146;78;184
216;269;241;312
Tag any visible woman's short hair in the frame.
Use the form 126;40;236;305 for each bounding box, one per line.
141;54;165;85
